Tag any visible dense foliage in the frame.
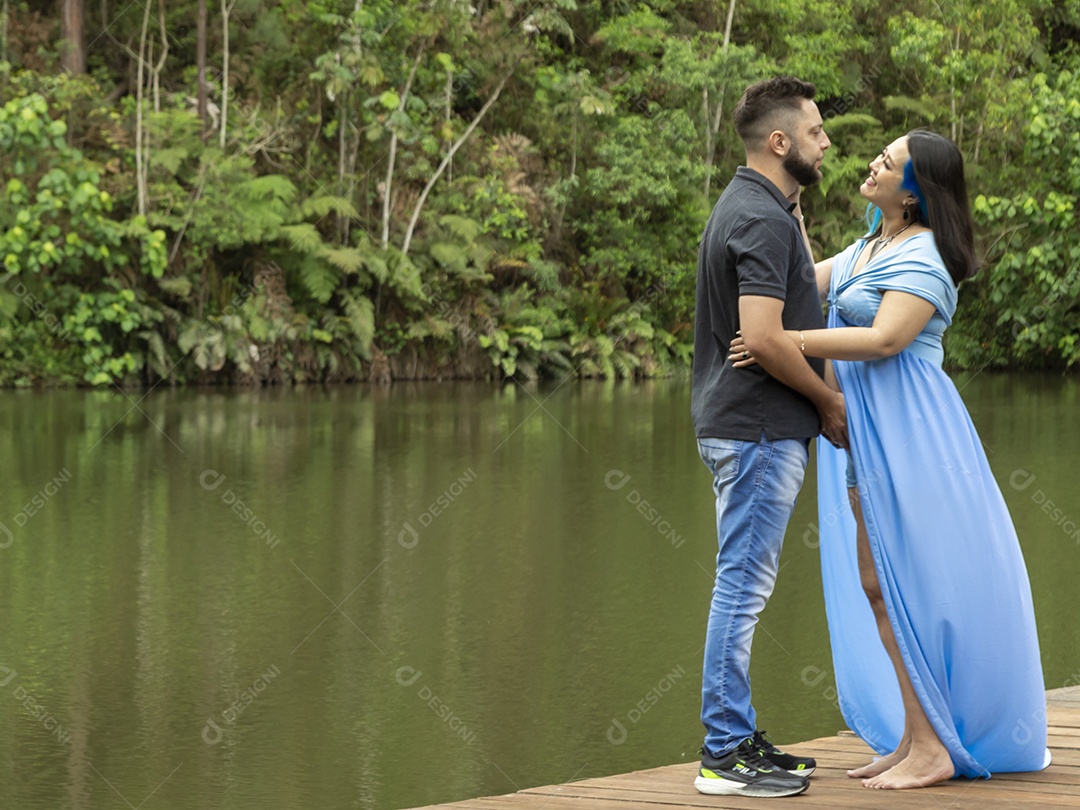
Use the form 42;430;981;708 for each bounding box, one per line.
0;0;1078;385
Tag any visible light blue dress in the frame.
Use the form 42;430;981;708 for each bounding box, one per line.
817;232;1050;777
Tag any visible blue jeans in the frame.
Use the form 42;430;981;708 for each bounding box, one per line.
697;435;809;757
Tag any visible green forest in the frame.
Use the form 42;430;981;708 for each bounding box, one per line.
0;0;1078;386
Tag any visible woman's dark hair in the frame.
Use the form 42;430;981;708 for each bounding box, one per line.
732;77;816;148
905;129;979;285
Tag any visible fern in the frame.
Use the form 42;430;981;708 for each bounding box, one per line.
300;194;360;220
438;214;484;242
151;147;190;175
158;276;193;299
525;258;561;291
612;349;641;378
363;252;390;284
280;224;325;253
340;289;375;359
821;113;881;131
883;95;937;121
387;253;424;299
245;175;299;205
138;329;169;376
321;246;365;274
820;154;871;198
298;255;340;304
430;241;469;272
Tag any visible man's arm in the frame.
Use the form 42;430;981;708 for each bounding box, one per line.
814;257;835;301
792;198;834;301
739;295;848;448
792;201;814;261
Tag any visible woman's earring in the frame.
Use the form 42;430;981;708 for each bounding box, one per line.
902;205;910;222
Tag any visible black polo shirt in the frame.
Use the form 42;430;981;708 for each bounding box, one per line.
691;167;826;441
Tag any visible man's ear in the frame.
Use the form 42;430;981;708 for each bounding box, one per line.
767;130;787;157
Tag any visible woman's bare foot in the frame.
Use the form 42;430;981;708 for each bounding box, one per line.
862;745;954;790
847;738;910;778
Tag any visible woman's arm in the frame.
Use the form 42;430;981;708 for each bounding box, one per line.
728;290;937;366
790;290;936;361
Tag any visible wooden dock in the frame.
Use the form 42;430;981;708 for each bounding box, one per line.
408;687;1080;809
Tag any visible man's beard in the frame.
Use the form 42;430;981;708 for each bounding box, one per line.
782;144;822;187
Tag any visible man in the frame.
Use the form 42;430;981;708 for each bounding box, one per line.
691;76;847;799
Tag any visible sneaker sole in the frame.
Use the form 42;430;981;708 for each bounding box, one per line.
783;765;815;777
694;775;808;798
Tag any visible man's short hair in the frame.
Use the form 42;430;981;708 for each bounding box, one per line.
732;77;816;149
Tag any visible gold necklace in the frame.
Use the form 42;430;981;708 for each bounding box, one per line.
867;221;914;261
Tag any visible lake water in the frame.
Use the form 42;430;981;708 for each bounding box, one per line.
0;375;1076;809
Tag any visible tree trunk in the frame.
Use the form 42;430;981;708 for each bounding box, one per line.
1;0;10;64
703;0;736;198
972;62;996;165
445;69;453;183
950;27;959;144
554;112;577;233
381;50;424;250
342;0;363;243
197;0;208;138
135;0;150;215
152;0;168;113
401;68;513;256
337;98;347;242
219;0;236;148
61;0;86;74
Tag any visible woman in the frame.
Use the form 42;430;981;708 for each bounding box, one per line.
732;130;1050;789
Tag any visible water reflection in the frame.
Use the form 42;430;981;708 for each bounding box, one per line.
0;376;1074;809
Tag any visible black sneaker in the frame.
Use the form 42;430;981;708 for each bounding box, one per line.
694;738;809;797
752;730;817;777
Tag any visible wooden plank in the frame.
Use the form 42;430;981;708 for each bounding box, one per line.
406;693;1080;809
1047;686;1080;706
410;768;1080;809
1047;707;1080;725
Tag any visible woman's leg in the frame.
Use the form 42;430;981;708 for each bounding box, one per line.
845;487;954;790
